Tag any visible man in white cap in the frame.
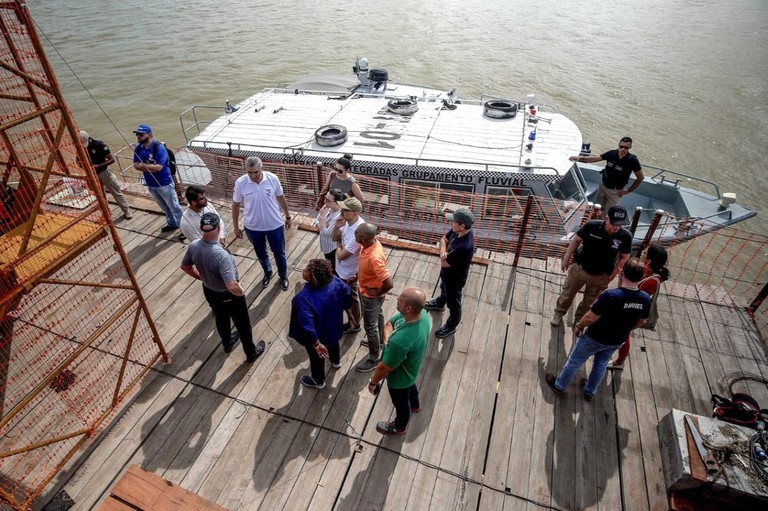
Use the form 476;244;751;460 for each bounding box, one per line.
80;130;132;219
551;205;632;327
424;207;476;338
132;124;183;234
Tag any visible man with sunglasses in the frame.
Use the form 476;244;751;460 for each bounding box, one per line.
570;136;643;211
180;186;227;244
132;124;183;233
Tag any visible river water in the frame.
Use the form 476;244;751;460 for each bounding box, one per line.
28;0;768;231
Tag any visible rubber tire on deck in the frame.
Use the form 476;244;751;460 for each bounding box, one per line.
483;100;518;119
387;98;418;116
315;125;348;147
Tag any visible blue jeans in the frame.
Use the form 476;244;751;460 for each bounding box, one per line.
148;184;182;227
554;333;622;397
245;226;287;279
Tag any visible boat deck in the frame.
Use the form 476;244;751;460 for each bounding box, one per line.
38;205;768;511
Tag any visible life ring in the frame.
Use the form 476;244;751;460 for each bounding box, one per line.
387;98;418;116
314;124;348;147
483;100;518;119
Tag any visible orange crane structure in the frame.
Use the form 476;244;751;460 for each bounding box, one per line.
0;2;168;508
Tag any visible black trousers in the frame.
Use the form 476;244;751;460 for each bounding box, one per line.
202;286;257;358
303;341;341;383
388;383;420;431
432;277;465;329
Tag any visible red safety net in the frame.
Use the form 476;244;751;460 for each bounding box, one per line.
111;150;767;340
0;3;167;509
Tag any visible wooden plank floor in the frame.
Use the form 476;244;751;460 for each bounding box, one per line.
33;205;768;511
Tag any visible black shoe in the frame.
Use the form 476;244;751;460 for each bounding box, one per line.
545;372;563;395
280;278;289;291
376;420;407;436
261;272;274;288
424;300;445;311
435;325;456;338
583;393;594;402
223;331;240;353
246;340;266;363
178;233;186;242
160;225;177;233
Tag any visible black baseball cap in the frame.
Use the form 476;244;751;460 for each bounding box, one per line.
607;205;628;226
200;212;220;231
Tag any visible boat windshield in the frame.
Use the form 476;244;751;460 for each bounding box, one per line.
547;167;586;203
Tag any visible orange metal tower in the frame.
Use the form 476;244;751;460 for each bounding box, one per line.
0;2;168;508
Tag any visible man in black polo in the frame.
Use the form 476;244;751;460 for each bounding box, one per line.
570;136;643;211
424;208;476;338
551;205;632;327
80;130;132;219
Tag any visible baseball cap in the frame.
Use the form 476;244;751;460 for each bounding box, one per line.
200;212;220;231
339;197;363;212
607;205;628;226
133;124;152;134
446;207;474;228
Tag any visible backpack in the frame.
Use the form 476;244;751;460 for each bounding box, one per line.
151;140;178;176
711;393;767;429
640;275;661;331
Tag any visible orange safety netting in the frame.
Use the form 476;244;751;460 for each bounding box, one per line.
112;150;767;340
0;2;167;509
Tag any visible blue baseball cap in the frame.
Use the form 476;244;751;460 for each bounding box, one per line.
133;124;152;134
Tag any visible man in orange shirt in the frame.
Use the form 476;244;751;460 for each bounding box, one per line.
354;223;393;372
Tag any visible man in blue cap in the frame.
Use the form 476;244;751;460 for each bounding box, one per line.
132;124;183;234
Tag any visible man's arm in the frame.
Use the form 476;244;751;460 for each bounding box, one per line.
608;252;630;281
365;276;393;298
93;151;116;173
225;279;245;297
621;169;645;196
367;362;394;394
180;264;201;280
573;310;600;337
561;235;583;272
331;217;345;242
277;194;292;228
438;234;449;268
569;154;604;164
382;319;394;344
232;201;243;238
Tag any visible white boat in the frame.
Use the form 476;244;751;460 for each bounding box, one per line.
179;58;757;249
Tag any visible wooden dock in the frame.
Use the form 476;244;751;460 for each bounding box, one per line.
36;205;768;511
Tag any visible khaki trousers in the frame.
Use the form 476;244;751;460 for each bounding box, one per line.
594;181;621;211
554;263;612;324
98;169;130;215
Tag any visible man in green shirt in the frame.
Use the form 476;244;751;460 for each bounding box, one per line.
367;287;430;435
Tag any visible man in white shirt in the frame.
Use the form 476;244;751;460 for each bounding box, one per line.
180;186;227;244
232;157;292;291
332;197;365;332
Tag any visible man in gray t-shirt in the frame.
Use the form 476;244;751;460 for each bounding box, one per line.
181;213;263;362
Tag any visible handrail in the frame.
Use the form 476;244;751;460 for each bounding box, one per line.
646;163;722;199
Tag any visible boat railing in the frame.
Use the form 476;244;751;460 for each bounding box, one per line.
647;164;722;199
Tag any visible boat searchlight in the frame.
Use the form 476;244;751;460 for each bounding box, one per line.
719;192;737;210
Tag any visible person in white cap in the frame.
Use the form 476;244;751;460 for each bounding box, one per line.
80;130;132;219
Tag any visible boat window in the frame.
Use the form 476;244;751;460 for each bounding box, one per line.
402;179;474;213
483;186;533;219
547;168;585;203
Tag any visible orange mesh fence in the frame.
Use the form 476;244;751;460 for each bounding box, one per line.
118;152;767;339
0;3;167;508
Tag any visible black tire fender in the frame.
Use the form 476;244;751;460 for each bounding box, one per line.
315;124;348;147
387;98;418;116
483;100;518;119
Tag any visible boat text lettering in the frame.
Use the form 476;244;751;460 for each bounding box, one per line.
401;170;474;183
478;175;527;187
